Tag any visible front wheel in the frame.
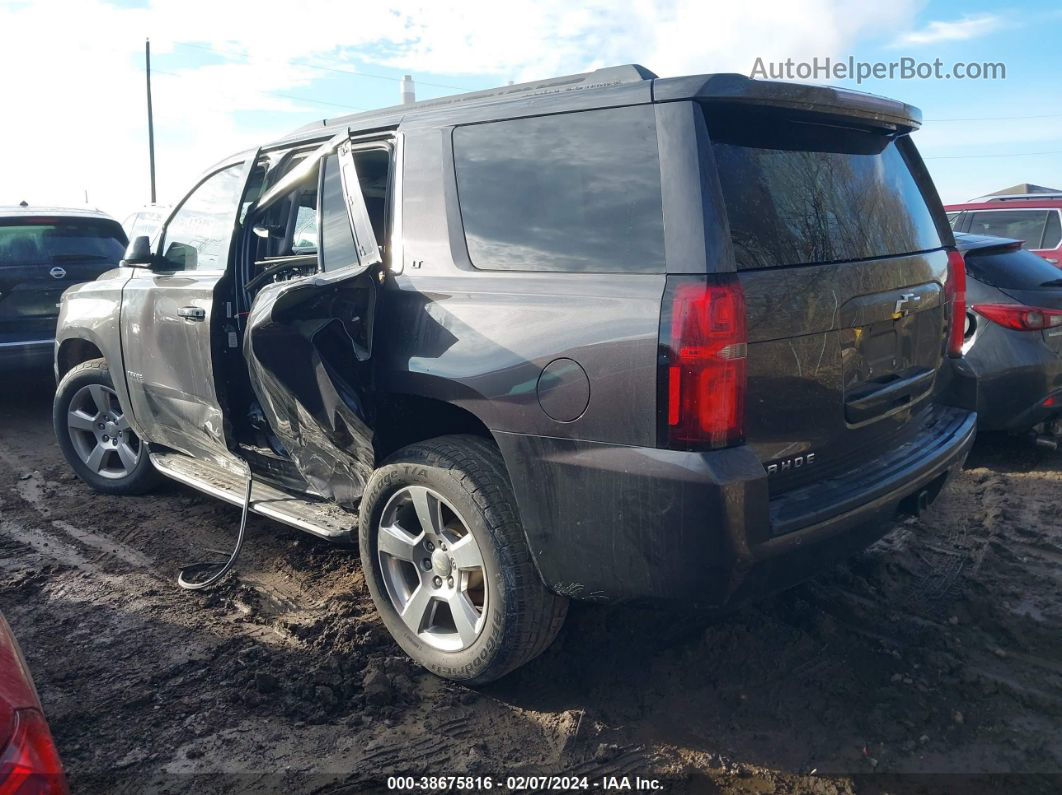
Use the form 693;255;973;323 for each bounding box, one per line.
53;358;162;495
358;435;568;684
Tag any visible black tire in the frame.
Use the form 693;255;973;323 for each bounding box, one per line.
53;358;162;496
358;435;568;684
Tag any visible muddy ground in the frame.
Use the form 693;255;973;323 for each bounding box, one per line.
0;374;1060;794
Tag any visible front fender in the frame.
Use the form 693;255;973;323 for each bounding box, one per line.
55;268;143;437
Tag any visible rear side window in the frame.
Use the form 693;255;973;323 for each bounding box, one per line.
1042;210;1060;249
0;218;126;264
453;106;664;273
966;210;1052;249
706;107;943;270
319;148;390;272
319;153;357;272
965;246;1062;289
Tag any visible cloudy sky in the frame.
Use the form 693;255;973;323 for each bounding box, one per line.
1;0;1060;221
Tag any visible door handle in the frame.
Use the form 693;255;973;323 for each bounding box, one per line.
844;368;936;424
177;306;206;321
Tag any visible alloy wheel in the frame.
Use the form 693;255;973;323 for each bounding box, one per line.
376;485;488;652
66;384;142;480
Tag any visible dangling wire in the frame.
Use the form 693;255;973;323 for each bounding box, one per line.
177;476;253;590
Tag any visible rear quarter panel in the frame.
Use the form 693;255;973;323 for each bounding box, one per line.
381;126;665;447
964;276;1062;428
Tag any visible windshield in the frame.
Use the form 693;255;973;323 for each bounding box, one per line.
0;218;127;265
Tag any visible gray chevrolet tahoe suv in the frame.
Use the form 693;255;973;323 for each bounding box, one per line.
53;65;978;683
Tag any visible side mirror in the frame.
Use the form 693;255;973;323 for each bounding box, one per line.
121;235;153;267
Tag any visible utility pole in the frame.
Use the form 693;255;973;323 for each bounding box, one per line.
145;38;157;204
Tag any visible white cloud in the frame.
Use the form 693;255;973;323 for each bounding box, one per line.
0;0;919;219
914;117;1062;152
371;0;920;80
889;14;1005;48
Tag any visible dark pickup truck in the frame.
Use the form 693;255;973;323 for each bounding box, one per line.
52;65;977;682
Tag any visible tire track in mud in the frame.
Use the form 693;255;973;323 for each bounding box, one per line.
4;469;158;578
895;469;1011;608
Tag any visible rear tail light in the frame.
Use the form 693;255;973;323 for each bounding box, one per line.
973;303;1062;331
659;276;747;450
946;250;967;357
0;710;67;795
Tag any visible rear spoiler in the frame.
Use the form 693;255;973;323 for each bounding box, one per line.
654;73;922;133
956;236;1025;257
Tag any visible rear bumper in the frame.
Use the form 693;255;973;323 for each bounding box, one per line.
0;339;54;371
965;329;1062;432
497;404;976;607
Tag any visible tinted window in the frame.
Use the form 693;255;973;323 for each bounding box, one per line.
319;153;358;272
454;106;664;273
966;210;1049;249
0;218;126;264
965;246;1062;289
161;163;245;271
707;107;943;270
1043;210;1061;249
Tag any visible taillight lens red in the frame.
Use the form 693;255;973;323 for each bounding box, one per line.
973;303;1062;332
0;710;67;795
660;277;747;450
946;250;967;357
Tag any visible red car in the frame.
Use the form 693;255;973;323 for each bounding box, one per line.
0;613;67;794
945;194;1062;266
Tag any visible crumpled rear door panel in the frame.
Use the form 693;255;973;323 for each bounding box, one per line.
242;132;385;505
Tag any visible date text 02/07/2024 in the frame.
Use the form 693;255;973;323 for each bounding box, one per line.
385;774;665;791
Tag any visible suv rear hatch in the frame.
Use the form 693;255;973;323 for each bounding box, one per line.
0;216;126;345
700;101;956;504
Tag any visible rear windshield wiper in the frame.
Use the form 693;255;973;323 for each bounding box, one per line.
1040;278;1062;287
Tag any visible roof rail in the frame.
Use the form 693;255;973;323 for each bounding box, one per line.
288;64;657;136
981;192;1062;202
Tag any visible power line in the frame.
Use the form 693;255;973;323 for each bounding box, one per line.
171;40;477;92
924;150;1062;160
291;58;474;92
146;66;368;112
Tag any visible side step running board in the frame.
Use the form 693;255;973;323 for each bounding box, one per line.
150;451;356;543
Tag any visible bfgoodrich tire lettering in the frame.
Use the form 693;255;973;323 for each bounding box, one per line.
358;435;567;684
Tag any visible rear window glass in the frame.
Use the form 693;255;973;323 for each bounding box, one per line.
319;153;357;272
1042;210;1060;249
705;107;943;270
964;246;1062;289
966;210;1052;249
0;218;126;265
454;105;664;273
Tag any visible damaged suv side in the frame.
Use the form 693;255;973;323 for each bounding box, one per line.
54;65;977;683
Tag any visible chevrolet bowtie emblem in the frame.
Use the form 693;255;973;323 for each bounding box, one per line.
893;292;921;318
